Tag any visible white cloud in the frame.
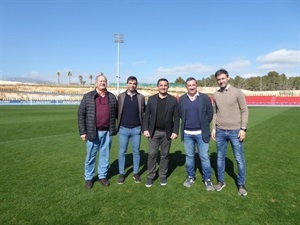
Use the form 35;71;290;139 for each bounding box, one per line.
155;63;212;77
223;59;251;71
257;49;300;64
146;63;213;83
148;60;254;82
257;63;293;70
239;72;261;78
256;49;300;71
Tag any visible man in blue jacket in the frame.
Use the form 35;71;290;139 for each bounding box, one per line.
78;74;118;188
178;77;214;191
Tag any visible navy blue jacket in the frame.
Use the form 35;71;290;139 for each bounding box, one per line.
178;93;213;143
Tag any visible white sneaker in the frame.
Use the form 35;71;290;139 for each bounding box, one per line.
205;180;215;191
183;177;195;187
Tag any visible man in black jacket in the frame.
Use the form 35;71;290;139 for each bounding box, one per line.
143;78;179;187
78;74;118;188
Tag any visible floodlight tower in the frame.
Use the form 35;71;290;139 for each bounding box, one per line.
114;33;124;95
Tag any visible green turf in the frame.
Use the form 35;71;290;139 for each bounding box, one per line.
0;105;299;225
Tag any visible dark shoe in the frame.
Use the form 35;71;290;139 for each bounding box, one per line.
145;178;153;187
85;180;93;189
133;173;141;183
117;174;125;184
99;178;110;187
160;177;167;186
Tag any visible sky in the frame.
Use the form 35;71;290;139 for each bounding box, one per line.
1;0;299;84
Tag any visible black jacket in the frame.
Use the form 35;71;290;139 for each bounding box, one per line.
78;89;118;140
142;93;179;140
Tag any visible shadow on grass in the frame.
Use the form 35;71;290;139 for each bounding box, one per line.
143;150;186;181
168;150;185;178
210;152;238;185
140;149;186;181
105;149;186;182
94;150;238;187
106;150;148;181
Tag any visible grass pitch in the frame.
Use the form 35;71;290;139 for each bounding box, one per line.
0;105;299;225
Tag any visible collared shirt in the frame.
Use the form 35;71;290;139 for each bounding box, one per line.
187;92;199;101
217;84;231;92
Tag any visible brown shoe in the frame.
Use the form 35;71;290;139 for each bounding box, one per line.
99;178;110;187
85;180;93;189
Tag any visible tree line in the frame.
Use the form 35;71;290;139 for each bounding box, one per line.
174;71;300;91
55;70;300;91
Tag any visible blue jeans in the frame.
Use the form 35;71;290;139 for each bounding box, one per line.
216;128;246;186
183;133;212;181
118;126;141;174
84;130;112;180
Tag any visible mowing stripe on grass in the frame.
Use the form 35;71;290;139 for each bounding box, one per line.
0;132;77;144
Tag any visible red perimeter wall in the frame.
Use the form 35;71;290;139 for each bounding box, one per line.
207;96;300;106
245;96;300;105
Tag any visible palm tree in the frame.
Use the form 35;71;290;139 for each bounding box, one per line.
67;71;72;85
89;75;93;85
57;72;60;84
79;75;83;85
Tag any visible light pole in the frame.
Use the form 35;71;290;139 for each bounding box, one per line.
114;33;124;95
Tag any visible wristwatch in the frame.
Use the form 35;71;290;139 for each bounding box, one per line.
240;128;247;132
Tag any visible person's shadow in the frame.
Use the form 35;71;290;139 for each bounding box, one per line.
167;150;185;177
110;148;186;182
106;150;148;180
96;150;238;186
139;149;186;181
209;152;238;186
